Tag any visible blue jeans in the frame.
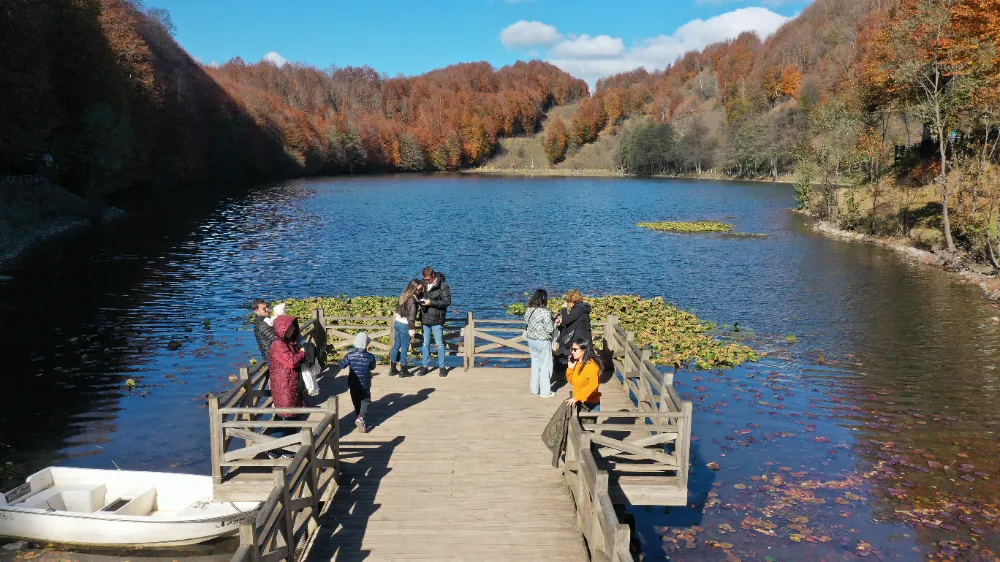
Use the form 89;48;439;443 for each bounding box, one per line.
421;324;445;369
581;402;601;412
528;339;553;395
390;321;411;366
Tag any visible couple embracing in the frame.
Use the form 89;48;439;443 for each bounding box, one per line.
388;267;452;377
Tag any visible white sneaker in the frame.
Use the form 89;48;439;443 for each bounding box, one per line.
540;393;556;398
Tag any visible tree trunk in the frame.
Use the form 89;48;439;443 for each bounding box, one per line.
938;124;956;251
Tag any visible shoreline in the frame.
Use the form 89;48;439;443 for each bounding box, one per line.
0;208;124;268
461;166;804;184
803;212;1000;304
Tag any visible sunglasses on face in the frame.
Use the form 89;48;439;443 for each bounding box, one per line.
571;347;582;353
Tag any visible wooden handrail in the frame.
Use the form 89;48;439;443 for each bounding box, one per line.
222;397;338;562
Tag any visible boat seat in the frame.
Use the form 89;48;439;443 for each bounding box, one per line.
19;484;107;513
109;487;157;516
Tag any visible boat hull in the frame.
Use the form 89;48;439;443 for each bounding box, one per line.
0;507;246;547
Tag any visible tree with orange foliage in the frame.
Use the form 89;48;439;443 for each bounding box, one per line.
570;97;607;146
780;64;802;98
543;118;568;164
883;0;968;251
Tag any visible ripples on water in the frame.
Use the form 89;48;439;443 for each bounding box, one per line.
1;175;998;559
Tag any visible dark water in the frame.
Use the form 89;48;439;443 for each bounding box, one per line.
2;175;999;561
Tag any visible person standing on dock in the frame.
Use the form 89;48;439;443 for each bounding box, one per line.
252;299;276;362
389;279;423;377
339;332;377;433
565;338;602;412
269;315;306;434
418;267;451;377
554;289;592;356
524;289;556;397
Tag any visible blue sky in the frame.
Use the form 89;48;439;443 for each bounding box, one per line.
148;0;811;83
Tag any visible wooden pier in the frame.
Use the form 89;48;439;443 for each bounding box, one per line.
213;311;692;562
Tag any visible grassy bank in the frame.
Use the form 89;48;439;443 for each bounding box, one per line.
803;180;1000;301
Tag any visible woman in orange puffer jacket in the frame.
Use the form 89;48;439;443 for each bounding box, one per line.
564;338;602;412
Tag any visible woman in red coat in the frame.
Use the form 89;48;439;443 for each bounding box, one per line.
269;315;305;417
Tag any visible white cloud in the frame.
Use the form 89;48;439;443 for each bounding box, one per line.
500;20;563;49
696;0;802;6
505;7;792;85
262;51;288;67
550;35;626;59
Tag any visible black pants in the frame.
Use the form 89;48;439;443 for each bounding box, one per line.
348;373;371;420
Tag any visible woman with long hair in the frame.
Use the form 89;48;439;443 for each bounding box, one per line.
524;289;556;397
564;338;602;412
389;279;423;377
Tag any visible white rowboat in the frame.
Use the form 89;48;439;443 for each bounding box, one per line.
0;467;259;547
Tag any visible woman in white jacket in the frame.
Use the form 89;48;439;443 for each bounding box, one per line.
524;289;556;397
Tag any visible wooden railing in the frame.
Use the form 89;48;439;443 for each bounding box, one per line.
316;310;605;369
598;314;693;496
565;414;634;562
228;428;323;562
210;313;339;562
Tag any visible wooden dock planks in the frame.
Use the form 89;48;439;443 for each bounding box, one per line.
303;367;589;562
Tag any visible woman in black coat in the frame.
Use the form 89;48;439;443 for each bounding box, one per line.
554;289;592;356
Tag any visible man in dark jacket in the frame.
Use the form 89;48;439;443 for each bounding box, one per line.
418;267;451;377
252;299;276;362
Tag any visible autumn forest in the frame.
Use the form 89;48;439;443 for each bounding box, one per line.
2;0;1000;260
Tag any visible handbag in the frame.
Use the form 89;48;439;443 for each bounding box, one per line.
522;309;537;340
301;360;320;397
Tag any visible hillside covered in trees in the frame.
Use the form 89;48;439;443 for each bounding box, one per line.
492;0;997;261
0;0;587;197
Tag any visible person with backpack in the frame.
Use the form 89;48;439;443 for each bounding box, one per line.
524;289;556;397
339;332;377;433
418;267;451;377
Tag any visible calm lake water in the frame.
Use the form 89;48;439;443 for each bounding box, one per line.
1;175;999;561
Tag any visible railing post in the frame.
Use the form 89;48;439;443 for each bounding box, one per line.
332;396;341;482
679;401;693;490
639;348;651;405
208;395;223;486
624;331;635;373
239;366;249;380
239;518;260;562
386;312;395;364
605;315;619;353
464;311;475;371
275;467;293;557
300;428;321;535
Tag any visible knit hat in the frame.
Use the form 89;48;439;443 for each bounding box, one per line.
354;332;369;350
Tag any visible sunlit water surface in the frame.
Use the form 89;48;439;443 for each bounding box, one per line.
1;175;998;561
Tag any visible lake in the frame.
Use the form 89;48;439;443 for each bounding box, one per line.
1;175;998;560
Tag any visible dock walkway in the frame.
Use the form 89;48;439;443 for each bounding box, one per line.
216;311;691;562
303;367;588;561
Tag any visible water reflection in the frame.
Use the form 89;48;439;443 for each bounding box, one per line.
1;175;998;559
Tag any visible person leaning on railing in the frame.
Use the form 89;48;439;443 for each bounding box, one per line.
564;338;601;413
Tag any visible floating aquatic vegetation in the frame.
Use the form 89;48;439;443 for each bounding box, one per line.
637;221;734;233
508;294;761;368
